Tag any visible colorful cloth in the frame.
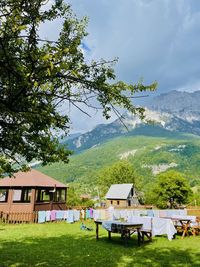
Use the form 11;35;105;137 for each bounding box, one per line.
50;210;56;221
74;210;80;221
67;210;74;223
86;209;90;219
63;210;68;220
56;210;64;220
46;210;51;221
89;208;93;219
38;211;46;223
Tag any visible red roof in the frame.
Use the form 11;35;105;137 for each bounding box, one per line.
0;169;68;188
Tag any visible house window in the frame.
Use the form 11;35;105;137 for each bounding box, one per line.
13;189;31;203
0;189;8;202
36;189;52;202
54;189;66;202
117;201;120;205
36;189;66;203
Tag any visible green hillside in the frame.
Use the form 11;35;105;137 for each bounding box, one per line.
36;132;200;194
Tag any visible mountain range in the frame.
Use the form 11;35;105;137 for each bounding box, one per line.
36;90;200;195
63;90;200;152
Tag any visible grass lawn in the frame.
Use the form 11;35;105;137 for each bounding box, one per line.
0;222;200;267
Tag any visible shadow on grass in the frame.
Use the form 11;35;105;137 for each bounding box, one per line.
0;229;200;267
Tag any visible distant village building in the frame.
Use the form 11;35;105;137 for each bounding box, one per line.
105;183;139;208
0;169;68;221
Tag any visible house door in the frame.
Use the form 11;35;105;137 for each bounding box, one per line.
128;200;131;206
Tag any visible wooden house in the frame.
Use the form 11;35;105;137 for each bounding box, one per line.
105;183;139;208
0;169;68;221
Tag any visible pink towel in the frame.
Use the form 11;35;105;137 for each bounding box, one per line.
50;210;56;221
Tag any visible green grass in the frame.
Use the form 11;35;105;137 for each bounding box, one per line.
0;222;200;267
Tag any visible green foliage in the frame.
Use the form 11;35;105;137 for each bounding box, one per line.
66;186;81;207
37;134;200;198
147;170;193;208
0;0;156;176
189;186;200;206
36;131;200;208
67;185;94;207
97;160;138;196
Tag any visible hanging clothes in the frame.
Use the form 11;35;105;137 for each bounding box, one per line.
46;210;51;221
89;208;93;219
50;210;56;221
73;210;80;221
63;210;68;220
56;210;64;220
67;210;74;223
86;209;90;219
38;211;46;223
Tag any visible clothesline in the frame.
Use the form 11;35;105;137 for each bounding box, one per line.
38;208;194;225
38;208;94;223
93;208;188;221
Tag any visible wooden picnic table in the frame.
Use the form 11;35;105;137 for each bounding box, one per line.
168;217;192;239
94;220;143;246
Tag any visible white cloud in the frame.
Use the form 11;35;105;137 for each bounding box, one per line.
67;0;200;88
43;0;200;131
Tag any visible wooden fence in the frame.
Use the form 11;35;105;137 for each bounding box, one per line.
0;211;38;224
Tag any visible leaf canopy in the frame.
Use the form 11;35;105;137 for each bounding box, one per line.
0;0;157;175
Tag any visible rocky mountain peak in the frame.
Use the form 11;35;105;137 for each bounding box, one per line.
65;90;200;152
148;90;200;114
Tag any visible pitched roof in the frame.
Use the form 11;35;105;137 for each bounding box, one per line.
105;183;133;200
0;169;68;188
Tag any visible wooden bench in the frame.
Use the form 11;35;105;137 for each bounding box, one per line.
191;217;200;236
140;229;152;242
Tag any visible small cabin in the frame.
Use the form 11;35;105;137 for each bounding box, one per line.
105;183;139;208
0;169;68;221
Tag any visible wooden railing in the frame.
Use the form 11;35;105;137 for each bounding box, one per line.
0;211;38;224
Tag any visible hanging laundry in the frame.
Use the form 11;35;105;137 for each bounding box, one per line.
63;210;68;220
89;208;93;219
73;210;80;221
50;210;56;221
46;210;51;221
86;209;90;219
67;210;74;223
56;210;64;220
38;211;46;223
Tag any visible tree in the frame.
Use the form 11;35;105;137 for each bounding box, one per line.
0;0;157;176
98;160;139;197
67;185;94;207
147;170;192;209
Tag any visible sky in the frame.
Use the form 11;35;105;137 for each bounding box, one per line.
41;0;200;133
